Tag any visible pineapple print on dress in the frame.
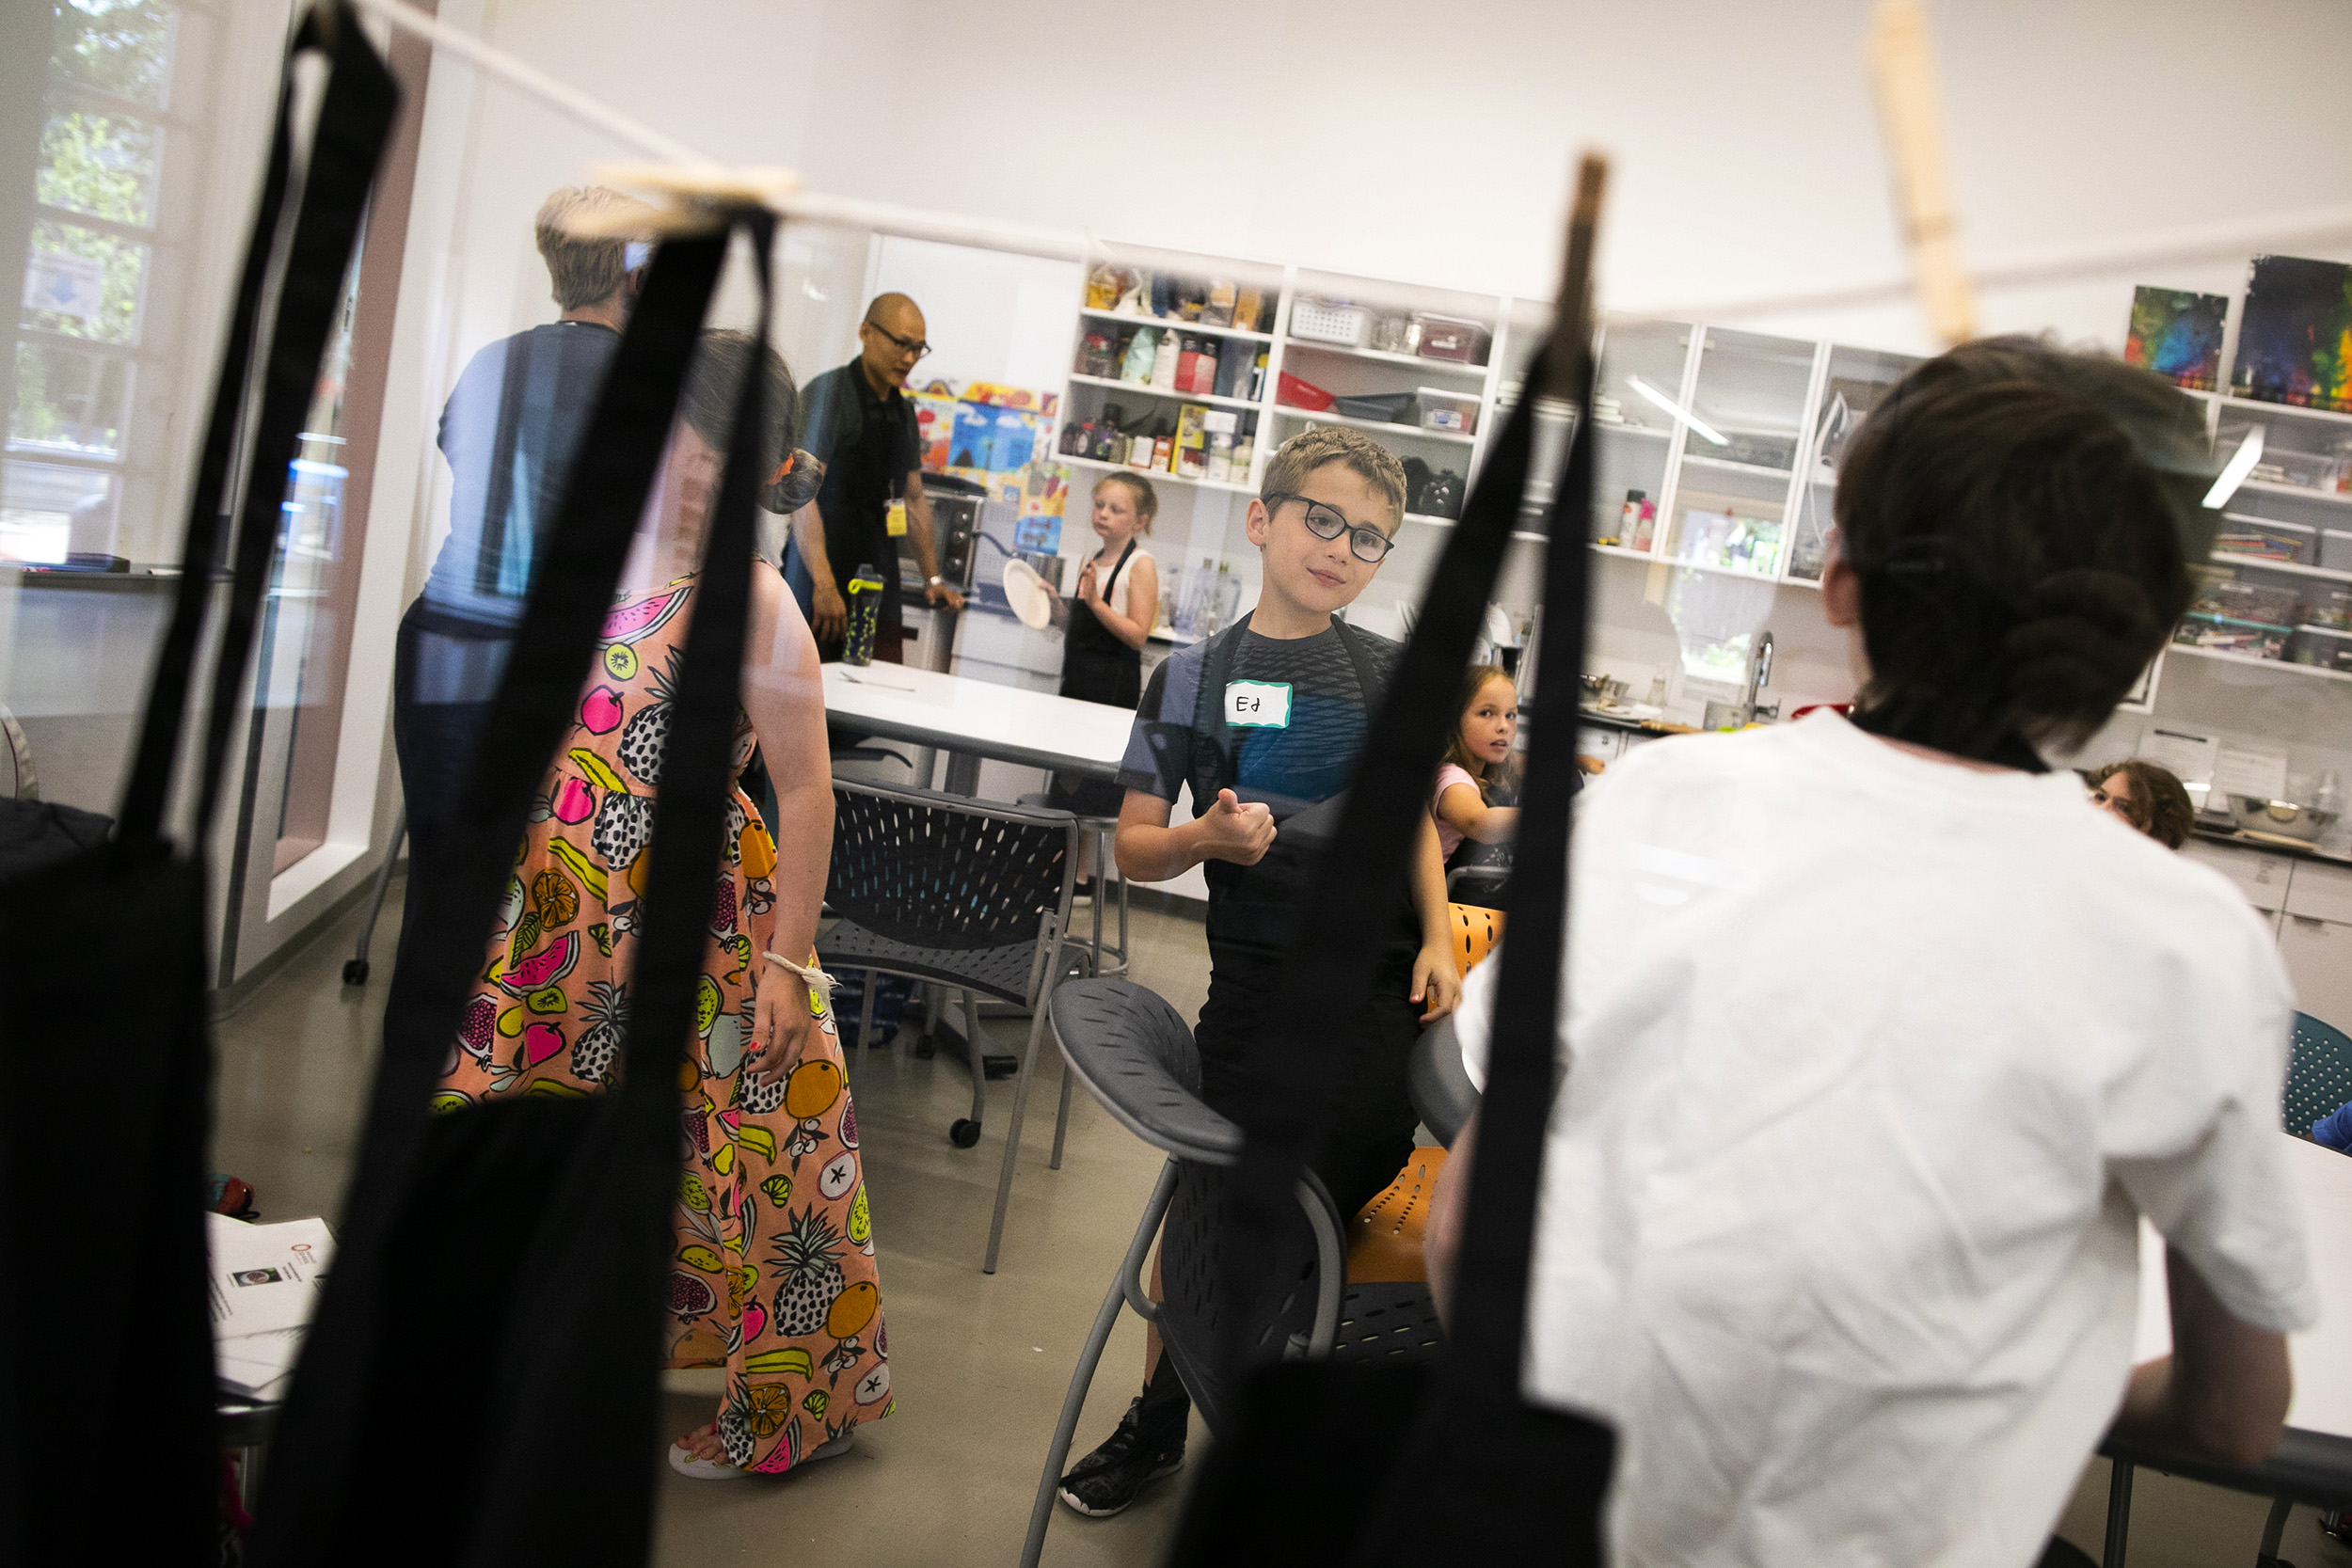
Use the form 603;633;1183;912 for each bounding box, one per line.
571;978;628;1085
771;1205;847;1338
617;644;682;786
432;572;891;1476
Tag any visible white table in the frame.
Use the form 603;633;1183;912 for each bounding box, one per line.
820;662;1135;795
2106;1132;2352;1564
2134;1133;2352;1439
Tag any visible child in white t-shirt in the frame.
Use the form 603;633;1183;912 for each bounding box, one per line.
1427;337;2314;1568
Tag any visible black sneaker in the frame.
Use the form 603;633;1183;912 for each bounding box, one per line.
1057;1397;1184;1517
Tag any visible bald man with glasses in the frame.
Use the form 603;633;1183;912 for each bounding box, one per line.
787;292;964;662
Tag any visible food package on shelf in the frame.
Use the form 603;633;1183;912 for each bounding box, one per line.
1174;404;1210;479
1201;279;1238;327
1075;330;1115;380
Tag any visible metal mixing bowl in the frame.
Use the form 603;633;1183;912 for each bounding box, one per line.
2224;795;2340;843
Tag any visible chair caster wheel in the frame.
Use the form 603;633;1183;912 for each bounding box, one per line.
948;1118;981;1148
342;958;370;985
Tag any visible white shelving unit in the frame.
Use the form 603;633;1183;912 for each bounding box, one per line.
2167;387;2352;697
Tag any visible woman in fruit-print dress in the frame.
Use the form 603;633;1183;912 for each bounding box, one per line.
433;332;891;1479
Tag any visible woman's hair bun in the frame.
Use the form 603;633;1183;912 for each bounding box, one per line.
1835;336;2209;758
1999;569;2159;747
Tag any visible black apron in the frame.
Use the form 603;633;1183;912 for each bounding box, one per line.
827;384;906;626
0;10;394;1560
1185;610;1390;955
1058;538;1144;708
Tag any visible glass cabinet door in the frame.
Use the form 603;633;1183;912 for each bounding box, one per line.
1660;326;1814;578
1590;319;1690;549
1790;343;1923;581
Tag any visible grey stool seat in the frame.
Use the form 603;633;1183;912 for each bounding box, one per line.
1408;1015;1480;1149
1021;978;1443;1567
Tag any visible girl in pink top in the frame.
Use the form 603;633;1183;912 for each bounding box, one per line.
1432;664;1523;861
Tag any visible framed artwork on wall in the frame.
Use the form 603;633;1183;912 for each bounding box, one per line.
2230;255;2352;412
2123;286;2228;392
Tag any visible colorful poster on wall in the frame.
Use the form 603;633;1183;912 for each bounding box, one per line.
2230;254;2352;413
908;381;960;471
914;376;1070;556
2123;286;2228;392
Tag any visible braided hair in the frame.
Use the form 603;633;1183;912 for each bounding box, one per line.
1834;337;2217;759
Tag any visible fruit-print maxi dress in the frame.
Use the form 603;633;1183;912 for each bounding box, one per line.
433;572;892;1473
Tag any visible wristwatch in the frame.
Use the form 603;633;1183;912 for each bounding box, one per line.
927;575;946;588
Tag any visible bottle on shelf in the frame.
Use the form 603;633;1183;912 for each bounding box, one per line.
1151;330;1181;389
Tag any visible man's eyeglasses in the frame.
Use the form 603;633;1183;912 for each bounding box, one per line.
1265;492;1396;563
865;320;930;361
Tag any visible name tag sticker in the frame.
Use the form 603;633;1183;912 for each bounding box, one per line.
1225;680;1293;729
885;498;909;537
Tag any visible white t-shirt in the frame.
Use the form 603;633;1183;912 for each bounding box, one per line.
1454;711;2315;1568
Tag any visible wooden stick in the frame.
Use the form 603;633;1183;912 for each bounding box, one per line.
1541;155;1610;405
1867;0;1976;346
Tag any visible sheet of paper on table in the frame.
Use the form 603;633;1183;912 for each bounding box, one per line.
2140;726;2218;794
2213;742;2290;802
209;1212;334;1400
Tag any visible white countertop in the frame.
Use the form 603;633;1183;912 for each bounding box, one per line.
2137;1132;2352;1438
820;662;1136;780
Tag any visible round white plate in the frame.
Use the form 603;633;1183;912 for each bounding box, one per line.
1002;559;1053;629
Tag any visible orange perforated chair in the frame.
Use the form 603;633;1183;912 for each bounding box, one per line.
1447;902;1503;976
1344;911;1498;1284
1345;1145;1449;1283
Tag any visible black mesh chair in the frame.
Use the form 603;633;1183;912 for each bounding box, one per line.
818;780;1081;1274
1019;978;1444;1568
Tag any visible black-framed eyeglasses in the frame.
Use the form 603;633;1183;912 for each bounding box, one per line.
864;319;930;361
1265;492;1395;563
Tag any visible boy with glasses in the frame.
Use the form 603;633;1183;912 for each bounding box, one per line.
1057;425;1462;1518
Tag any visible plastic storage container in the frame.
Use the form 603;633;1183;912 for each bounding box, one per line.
2323;530;2352;573
2214;515;2317;564
2176;613;2292;658
2187;567;2302;628
1412;313;1490;364
1417;387;1480;435
2292;624;2352;671
1291;299;1370;348
1332;391;1414;423
2308;587;2352;630
1276;371;1335;411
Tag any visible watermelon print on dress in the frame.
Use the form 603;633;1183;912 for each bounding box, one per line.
434;574;890;1474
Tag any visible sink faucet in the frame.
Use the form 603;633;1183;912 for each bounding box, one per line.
1743;630;1778;721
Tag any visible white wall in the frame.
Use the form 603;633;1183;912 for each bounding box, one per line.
470;0;2352;351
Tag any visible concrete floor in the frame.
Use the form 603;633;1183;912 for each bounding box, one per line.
215;877;1211;1565
215;879;2352;1568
